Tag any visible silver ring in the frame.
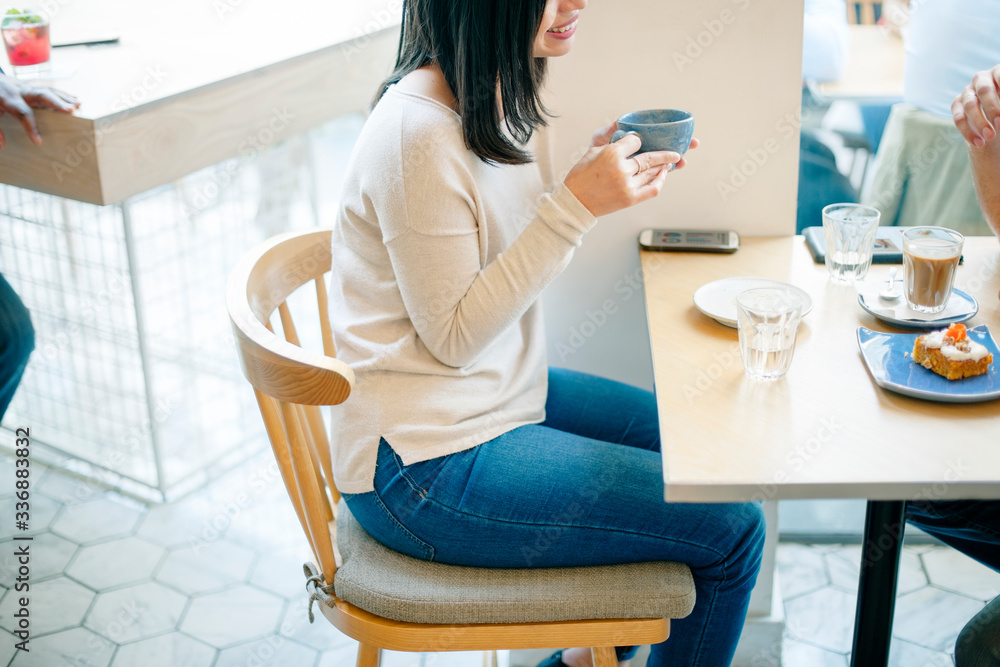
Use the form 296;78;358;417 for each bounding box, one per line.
632;157;642;176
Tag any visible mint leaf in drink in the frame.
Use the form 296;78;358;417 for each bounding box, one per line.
3;9;44;25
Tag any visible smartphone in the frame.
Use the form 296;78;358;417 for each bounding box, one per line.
638;228;740;253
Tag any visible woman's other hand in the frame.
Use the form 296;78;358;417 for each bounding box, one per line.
565;124;698;218
0;74;80;148
952;65;1000;148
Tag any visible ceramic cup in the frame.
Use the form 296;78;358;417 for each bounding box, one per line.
610;108;695;156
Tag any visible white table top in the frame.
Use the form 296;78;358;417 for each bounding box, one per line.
4;0;397;119
641;236;1000;503
0;0;402;204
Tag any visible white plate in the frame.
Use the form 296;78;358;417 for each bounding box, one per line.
857;287;978;330
692;277;814;328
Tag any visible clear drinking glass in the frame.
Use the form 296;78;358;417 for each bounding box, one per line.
821;203;880;284
902;227;964;314
1;8;50;78
736;287;804;381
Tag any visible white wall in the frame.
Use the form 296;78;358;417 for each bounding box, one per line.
543;0;804;390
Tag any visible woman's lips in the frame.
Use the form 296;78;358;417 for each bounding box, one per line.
547;17;578;39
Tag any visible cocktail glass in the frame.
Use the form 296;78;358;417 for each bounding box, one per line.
2;8;50;78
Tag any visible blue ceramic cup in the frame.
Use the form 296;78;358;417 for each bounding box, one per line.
610;109;695;157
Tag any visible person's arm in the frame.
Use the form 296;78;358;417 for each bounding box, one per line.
383;119;683;369
952;65;1000;237
0;72;79;148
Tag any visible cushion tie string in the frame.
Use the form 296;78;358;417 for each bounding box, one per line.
303;562;336;623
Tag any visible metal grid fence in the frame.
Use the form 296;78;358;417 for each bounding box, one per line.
0;130;327;501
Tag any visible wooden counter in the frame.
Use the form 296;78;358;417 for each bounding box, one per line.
0;0;401;204
642;236;1000;503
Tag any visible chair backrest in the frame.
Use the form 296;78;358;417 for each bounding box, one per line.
226;228;353;586
847;0;878;24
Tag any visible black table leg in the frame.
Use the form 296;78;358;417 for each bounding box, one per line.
850;500;906;667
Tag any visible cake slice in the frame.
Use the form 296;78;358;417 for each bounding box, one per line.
912;323;993;381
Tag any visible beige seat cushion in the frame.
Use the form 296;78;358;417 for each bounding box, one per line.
333;501;696;625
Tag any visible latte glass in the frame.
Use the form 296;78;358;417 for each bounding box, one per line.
902;227;964;314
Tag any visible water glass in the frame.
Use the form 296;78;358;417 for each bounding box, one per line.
736;287;804;381
821;203;880;283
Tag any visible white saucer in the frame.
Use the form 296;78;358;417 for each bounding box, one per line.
693;277;814;328
856;285;978;330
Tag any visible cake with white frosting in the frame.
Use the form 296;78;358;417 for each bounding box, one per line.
913;323;993;380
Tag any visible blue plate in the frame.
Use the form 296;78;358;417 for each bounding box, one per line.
857;325;1000;403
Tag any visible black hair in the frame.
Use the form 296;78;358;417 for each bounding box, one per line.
374;0;550;165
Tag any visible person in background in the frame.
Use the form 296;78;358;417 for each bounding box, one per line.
0;71;79;421
798;0;858;232
952;64;1000;238
861;0;1000;235
904;65;1000;667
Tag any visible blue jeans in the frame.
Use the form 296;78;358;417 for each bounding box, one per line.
956;596;1000;667
0;273;34;422
906;500;1000;666
344;367;766;666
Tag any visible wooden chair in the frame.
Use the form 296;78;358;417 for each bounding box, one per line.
226;228;696;667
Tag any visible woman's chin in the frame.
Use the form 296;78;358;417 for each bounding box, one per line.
535;40;575;58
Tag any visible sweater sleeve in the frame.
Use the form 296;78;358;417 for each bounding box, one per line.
381;115;596;368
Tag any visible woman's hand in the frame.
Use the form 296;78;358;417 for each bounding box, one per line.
564;122;699;218
0;74;80;148
952;65;1000;148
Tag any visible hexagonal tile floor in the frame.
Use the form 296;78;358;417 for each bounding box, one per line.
3;445;999;666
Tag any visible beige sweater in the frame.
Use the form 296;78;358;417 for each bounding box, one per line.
328;87;597;493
